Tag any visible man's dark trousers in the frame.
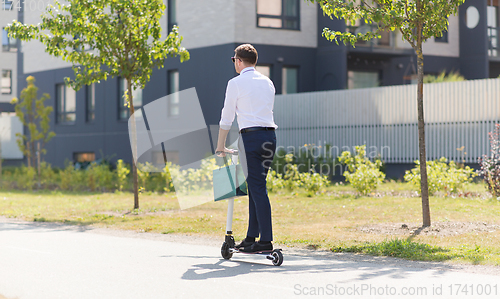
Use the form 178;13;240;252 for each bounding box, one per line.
238;129;276;242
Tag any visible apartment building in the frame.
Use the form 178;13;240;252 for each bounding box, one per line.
12;0;500;167
0;1;23;165
1;0;17;111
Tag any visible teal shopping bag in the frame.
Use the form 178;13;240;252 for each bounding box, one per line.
213;163;247;201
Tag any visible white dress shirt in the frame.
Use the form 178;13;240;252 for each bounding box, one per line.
219;67;278;131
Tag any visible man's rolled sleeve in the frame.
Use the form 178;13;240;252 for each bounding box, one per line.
219;79;238;130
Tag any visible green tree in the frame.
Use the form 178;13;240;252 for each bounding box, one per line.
7;0;189;209
312;0;465;227
10;76;55;170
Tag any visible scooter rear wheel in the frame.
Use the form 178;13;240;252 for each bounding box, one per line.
271;249;283;266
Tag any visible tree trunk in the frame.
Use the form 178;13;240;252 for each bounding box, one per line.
37;142;41;188
31;138;36;169
26;141;31;168
416;40;431;227
127;79;140;210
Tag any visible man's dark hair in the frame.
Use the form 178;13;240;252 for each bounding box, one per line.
235;44;258;65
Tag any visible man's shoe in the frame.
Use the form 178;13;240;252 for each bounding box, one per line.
235;239;255;249
242;241;273;253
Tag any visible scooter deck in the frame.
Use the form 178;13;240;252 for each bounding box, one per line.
229;248;281;255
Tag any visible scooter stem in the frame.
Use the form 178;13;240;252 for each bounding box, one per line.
226;198;234;234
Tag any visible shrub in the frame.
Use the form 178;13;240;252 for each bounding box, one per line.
158;158;217;194
59;163;75;191
339;145;385;195
477;124;500;197
192;158;218;191
270;148;288;174
266;169;285;192
162;162;176;192
299;171;330;195
136;162;153;192
115;159;130;191
87;162;114;192
423;70;465;84
39;162;56;187
405;157;477;195
147;173;165;193
17;166;36;190
272;143;337;177
268;153;330;194
283;153;303;191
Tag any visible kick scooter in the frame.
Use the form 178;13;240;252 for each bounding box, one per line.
218;151;283;266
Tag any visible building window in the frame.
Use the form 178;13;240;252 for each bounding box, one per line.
257;0;299;30
152;150;179;165
118;77;143;120
1;70;12;94
73;34;83;52
488;5;499;56
168;70;179;116
168;0;177;32
347;71;380;89
255;65;272;79
2;1;13;11
2;27;17;52
73;152;95;168
56;83;76;124
282;66;298;94
86;83;95;122
74;152;95;163
435;17;449;43
434;30;448;43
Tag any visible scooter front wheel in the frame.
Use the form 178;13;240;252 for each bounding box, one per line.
221;242;233;260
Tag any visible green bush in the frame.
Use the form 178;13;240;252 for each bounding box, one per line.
161;162;176;192
163;158;218;194
283;153;303;191
423;70;465;84
271;144;337;177
136;162;153;192
146;173;165;193
404;157;477;195
267;153;330;194
87;162;114;192
299;171;330;195
115;159;130;191
339;145;386;195
17;166;36;191
59;162;86;191
39;162;57;187
266;169;285;192
58;163;73;191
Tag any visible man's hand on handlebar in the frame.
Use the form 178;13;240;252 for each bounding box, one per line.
216;147;238;157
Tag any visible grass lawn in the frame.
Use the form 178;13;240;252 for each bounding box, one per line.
1;182;499;266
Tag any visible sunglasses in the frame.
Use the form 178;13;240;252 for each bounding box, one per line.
231;56;242;63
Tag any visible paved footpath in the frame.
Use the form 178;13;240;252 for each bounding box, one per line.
1;217;499;299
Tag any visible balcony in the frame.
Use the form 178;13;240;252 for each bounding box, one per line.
346;25;394;49
488;26;499;57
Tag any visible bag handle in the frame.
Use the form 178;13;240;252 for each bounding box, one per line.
216;150;239;169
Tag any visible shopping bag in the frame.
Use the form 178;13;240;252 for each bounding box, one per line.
213;163;247;201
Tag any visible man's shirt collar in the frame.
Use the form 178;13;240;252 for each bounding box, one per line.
240;67;255;74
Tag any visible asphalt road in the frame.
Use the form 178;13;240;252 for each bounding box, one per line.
1;218;499;299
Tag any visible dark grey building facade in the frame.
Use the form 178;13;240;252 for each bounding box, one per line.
8;0;500;168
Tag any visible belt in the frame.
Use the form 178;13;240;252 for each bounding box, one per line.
239;126;275;134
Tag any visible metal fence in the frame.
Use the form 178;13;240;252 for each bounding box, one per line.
273;78;500;163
